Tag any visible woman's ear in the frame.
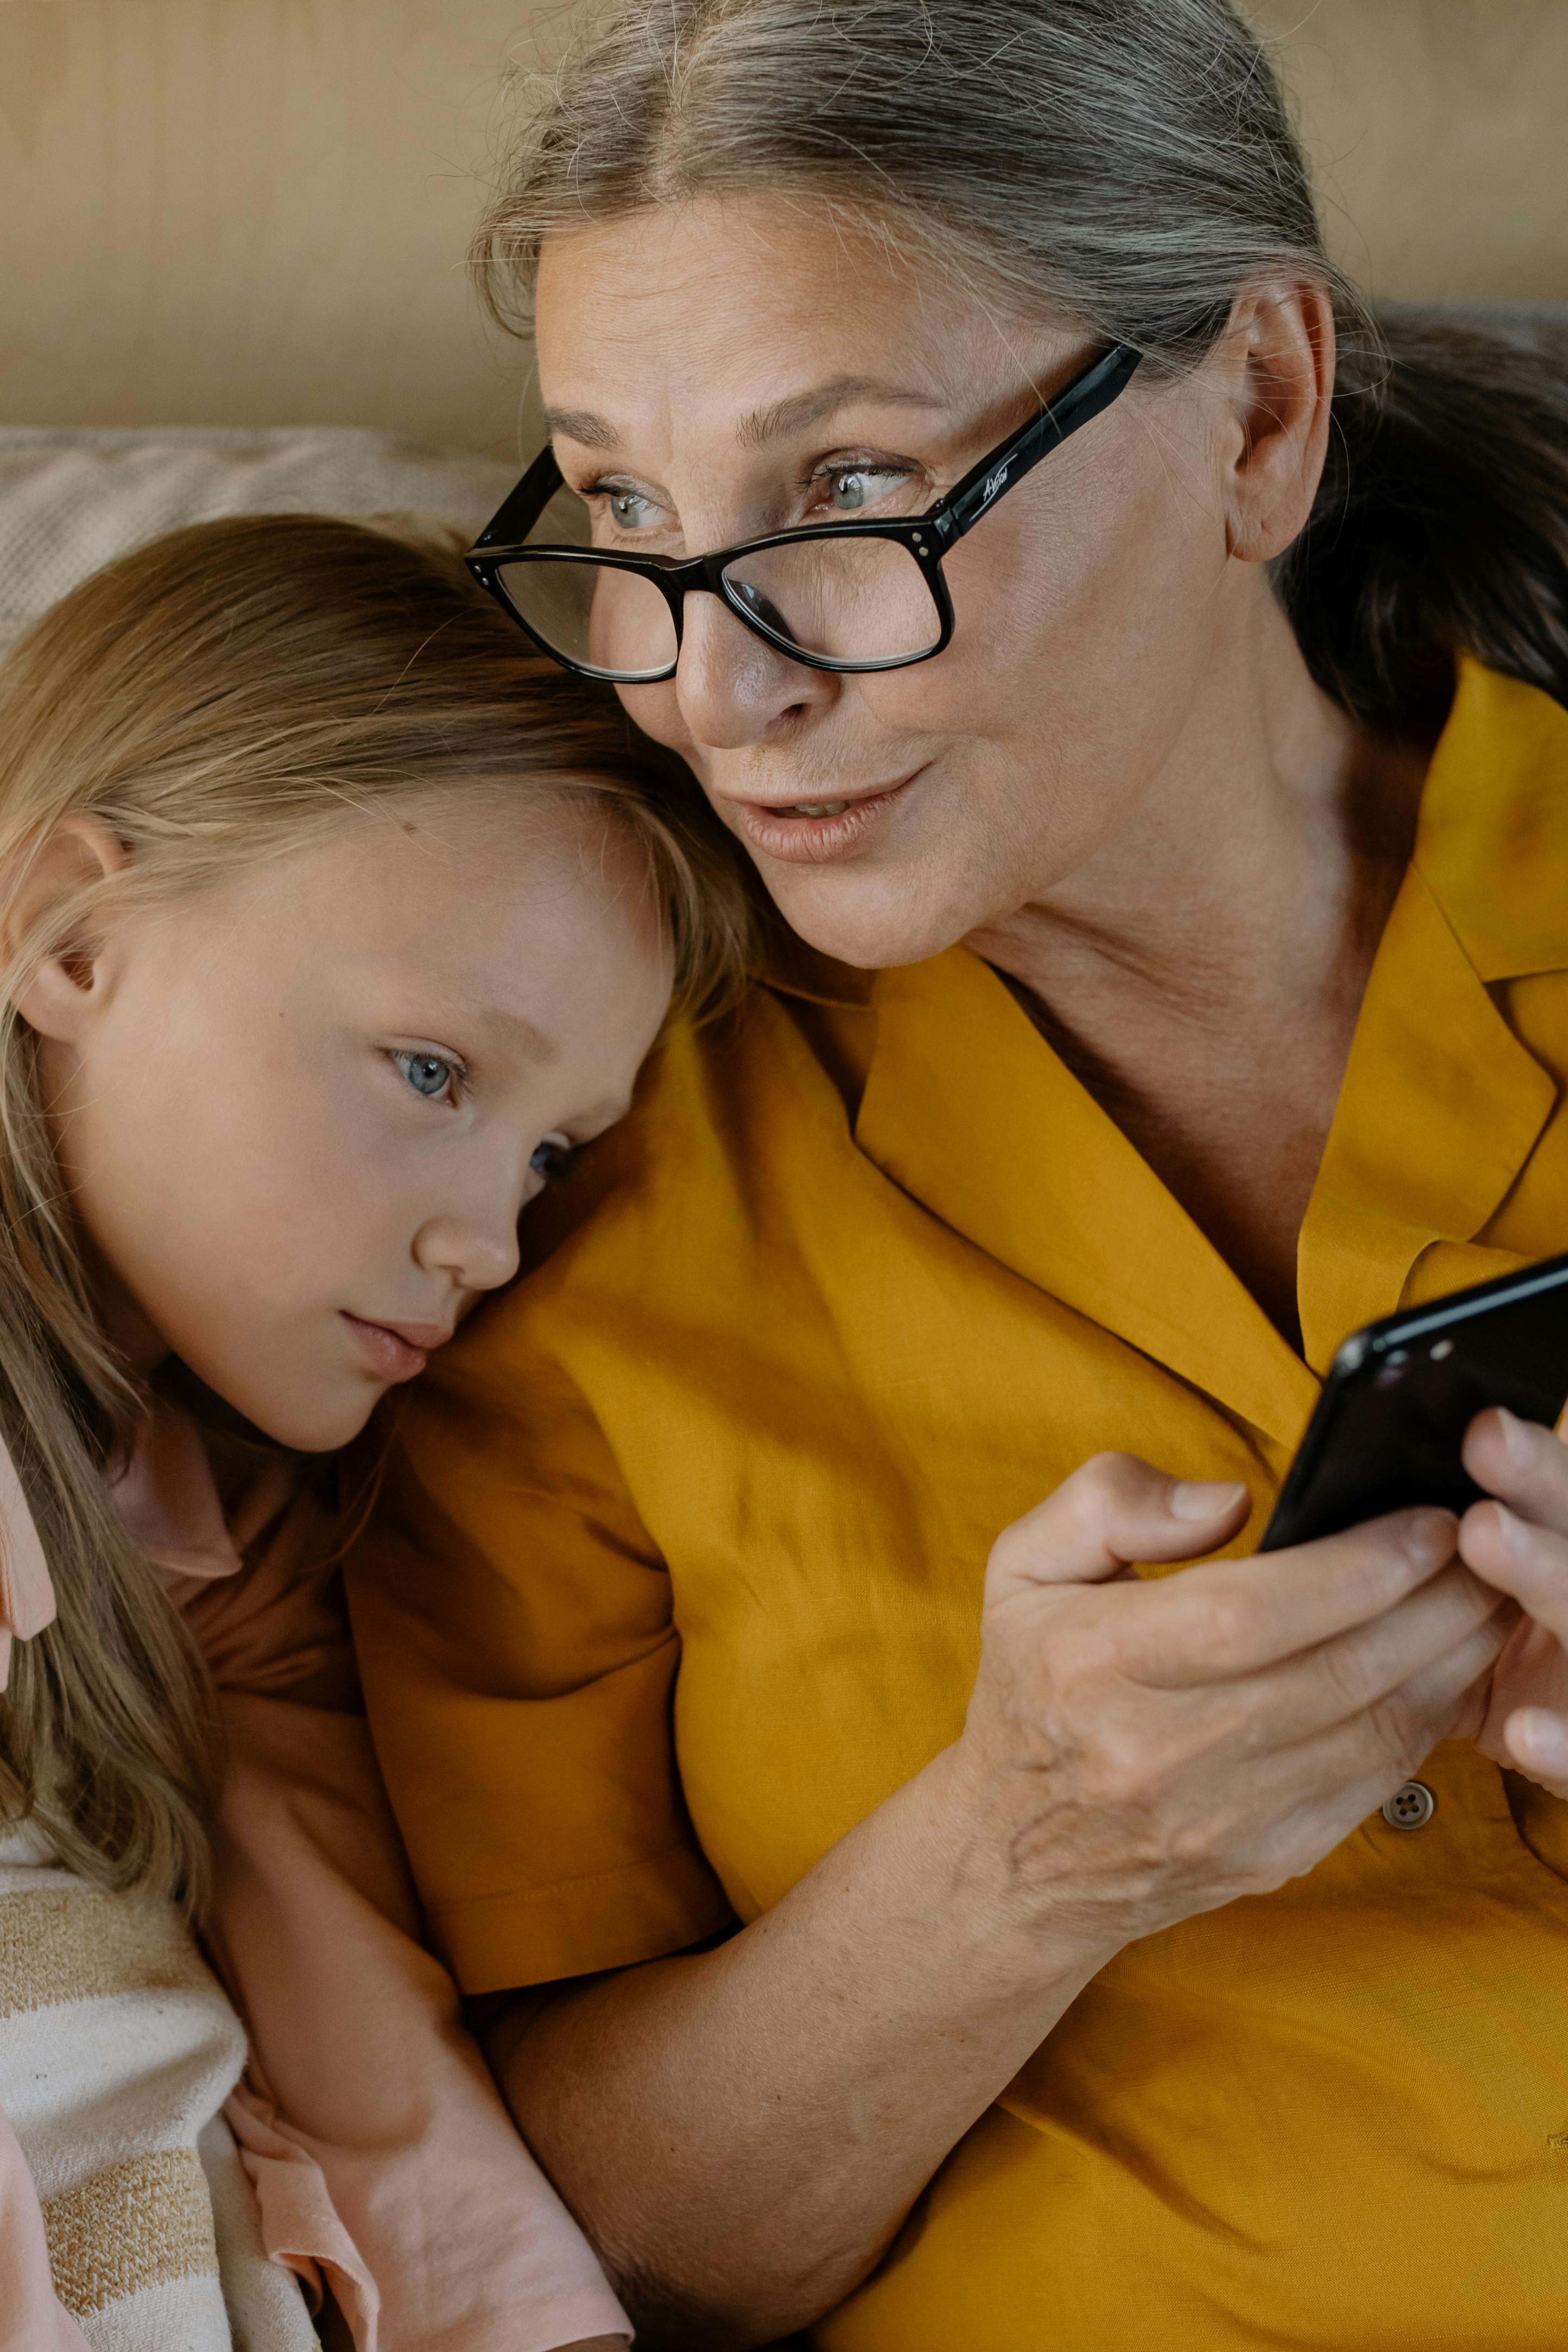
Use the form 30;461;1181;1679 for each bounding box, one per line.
1215;276;1337;566
3;815;129;1042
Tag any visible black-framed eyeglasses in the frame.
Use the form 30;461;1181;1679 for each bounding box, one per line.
465;342;1141;682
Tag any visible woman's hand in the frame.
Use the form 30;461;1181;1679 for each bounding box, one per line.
1456;1408;1568;1796
489;1454;1514;2351
954;1452;1514;1962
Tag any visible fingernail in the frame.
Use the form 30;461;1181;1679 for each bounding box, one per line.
1496;1407;1534;1467
1495;1502;1534;1560
1169;1478;1248;1523
1402;1509;1457;1567
1509;1707;1568;1776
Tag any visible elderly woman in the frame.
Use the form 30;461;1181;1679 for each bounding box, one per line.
348;2;1568;2345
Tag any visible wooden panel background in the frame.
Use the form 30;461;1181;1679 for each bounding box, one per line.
1;0;1565;456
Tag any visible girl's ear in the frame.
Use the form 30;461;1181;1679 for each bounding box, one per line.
3;816;129;1042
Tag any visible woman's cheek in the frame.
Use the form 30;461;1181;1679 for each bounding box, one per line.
615;678;692;760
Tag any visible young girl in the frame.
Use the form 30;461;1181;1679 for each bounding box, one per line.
0;515;747;2350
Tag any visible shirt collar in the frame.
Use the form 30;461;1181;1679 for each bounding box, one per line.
847;659;1568;1441
1413;656;1568;983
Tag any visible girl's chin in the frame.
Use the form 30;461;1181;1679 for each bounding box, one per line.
211;1380;375;1457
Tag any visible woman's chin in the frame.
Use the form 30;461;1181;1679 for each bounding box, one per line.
760;862;987;974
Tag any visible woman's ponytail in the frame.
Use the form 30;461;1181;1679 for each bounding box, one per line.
1280;312;1568;729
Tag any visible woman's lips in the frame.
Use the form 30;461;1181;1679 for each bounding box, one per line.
726;768;924;865
341;1312;452;1383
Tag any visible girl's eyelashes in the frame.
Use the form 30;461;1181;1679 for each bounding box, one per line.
529;1135;579;1184
391;1049;464;1106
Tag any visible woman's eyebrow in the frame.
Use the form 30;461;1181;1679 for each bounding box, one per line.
541;407;622;450
542;378;947;456
737;378;946;448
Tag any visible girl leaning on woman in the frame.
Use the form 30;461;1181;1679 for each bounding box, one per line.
0;514;745;2348
349;1;1568;2349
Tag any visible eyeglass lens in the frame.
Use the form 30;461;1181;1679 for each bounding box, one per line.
494;477;943;678
719;540;941;666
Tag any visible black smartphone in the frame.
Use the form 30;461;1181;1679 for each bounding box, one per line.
1260;1251;1568;1551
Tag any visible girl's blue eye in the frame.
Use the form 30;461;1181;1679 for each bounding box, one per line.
396;1052;454;1101
530;1138;579;1182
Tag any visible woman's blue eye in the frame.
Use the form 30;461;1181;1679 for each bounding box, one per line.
396;1052;454;1101
830;470;870;512
609;489;653;529
530;1138;579;1182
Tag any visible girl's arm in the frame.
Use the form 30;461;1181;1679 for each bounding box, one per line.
183;1483;631;2352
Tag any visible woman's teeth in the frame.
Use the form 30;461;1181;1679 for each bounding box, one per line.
788;800;852;818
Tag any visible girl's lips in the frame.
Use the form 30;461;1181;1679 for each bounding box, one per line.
727;769;924;865
341;1312;451;1383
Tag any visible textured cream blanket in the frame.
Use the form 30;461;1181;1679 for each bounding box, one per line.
0;1829;318;2350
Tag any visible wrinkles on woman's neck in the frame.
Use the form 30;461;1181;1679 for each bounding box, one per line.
965;609;1435;1345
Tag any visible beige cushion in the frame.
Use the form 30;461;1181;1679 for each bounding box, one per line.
0;425;515;657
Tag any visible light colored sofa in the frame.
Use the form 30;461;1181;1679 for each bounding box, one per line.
0;426;515;660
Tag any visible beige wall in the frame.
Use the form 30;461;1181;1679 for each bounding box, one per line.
2;0;1565;457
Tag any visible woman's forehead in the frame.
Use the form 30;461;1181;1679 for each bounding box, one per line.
533;197;1066;437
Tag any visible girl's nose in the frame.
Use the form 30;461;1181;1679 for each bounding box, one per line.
411;1209;520;1297
674;591;838;749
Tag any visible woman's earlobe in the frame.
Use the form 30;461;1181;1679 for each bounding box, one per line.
2;815;128;1040
1223;278;1337;567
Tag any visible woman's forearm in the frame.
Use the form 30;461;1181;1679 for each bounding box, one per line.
485;1743;1109;2351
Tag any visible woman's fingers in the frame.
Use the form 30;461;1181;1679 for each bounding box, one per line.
985;1452;1249;1602
1232;1606;1518;1881
1459;1411;1568;1634
1463;1408;1568;1530
1123;1507;1459;1687
1502;1704;1568;1781
1229;1557;1512;1748
1460;1497;1568;1627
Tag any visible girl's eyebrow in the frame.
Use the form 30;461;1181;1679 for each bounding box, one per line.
542;377;947;457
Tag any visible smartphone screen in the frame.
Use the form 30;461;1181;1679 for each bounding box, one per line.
1260;1252;1568;1552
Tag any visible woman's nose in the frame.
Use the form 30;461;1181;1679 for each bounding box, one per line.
674;590;837;749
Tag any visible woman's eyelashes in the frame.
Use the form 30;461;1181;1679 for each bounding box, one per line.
391;1048;464;1107
582;452;925;541
584;479;666;537
812;459;919;516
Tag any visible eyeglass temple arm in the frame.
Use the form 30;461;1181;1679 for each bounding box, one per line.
934;344;1143;549
470;444;566;555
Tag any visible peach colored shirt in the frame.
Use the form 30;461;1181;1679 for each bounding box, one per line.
0;1398;629;2351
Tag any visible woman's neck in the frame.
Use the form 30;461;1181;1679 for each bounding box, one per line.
966;588;1437;1346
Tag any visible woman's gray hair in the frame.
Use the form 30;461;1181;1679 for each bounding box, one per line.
477;0;1568;728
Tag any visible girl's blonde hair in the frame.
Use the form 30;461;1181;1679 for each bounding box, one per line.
0;513;751;1906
